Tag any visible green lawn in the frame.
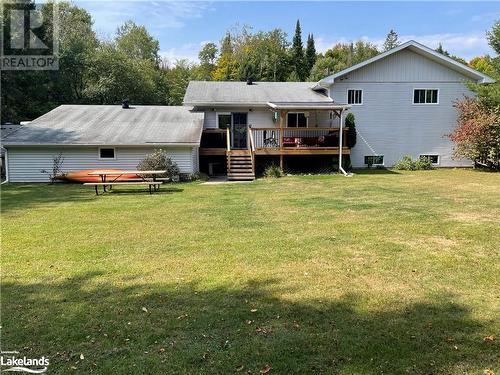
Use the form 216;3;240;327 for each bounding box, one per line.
1;169;499;374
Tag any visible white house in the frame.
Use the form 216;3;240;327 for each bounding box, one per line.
1;40;494;182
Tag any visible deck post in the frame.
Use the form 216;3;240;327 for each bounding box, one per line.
339;109;344;173
279;110;285;170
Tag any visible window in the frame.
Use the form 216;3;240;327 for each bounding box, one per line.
420;154;439;164
347;89;363;105
99;148;115;159
413;89;438;104
364;155;384;165
287;112;308;128
217;113;232;129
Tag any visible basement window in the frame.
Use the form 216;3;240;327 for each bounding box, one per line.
420;154;439;165
99;148;115;159
413;89;438;104
364;155;384;166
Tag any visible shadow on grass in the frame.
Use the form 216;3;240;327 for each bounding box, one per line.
2;272;497;374
0;183;184;213
352;168;401;175
106;187;184;195
0;183;94;213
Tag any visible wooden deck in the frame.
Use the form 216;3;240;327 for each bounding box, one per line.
254;147;349;155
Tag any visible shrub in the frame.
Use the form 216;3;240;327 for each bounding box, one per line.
345;113;357;148
393;155;433;170
263;164;284;178
40;152;65;183
137;149;180;180
448;97;500;170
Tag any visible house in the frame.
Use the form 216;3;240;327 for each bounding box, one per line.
1;105;204;182
185;41;493;179
1;40;493;182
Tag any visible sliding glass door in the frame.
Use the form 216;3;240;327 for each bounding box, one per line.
217;112;248;149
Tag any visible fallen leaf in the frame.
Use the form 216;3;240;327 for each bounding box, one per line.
483;335;496;342
177;314;188;320
79;354;84;360
158;347;165;353
246;320;253;325
142;307;148;313
260;364;272;373
256;327;272;335
235;364;244;372
251;309;258;313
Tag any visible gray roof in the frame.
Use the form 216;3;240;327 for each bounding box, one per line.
1;105;204;146
183;81;332;107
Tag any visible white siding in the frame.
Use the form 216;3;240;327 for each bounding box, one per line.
339;49;470;83
331;82;473;168
6;146;197;182
330;48;474;168
191;147;199;173
203;111;217;128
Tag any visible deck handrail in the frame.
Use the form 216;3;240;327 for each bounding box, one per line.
250;127;348;149
226;127;231;152
247;124;256;173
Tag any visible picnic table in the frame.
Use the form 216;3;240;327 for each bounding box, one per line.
85;170;168;195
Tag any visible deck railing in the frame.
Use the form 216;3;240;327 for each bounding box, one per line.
251;127;348;149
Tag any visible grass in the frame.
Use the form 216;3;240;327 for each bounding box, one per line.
1;169;499;374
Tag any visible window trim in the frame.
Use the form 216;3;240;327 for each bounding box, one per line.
98;147;116;160
216;112;232;129
347;89;363;105
419;154;440;165
364;155;384;166
412;88;439;105
286;112;309;128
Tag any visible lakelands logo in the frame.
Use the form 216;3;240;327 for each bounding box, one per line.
0;0;59;70
0;351;49;373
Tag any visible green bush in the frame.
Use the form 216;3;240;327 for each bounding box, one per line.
345;113;357;148
393;155;433;170
137;149;180;180
263;164;284;178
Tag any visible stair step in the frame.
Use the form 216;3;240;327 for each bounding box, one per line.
229;163;253;168
228;172;255;176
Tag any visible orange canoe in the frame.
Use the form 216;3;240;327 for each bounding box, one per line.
59;169;140;183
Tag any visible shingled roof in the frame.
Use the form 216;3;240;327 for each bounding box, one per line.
183;81;332;107
1;105;204;146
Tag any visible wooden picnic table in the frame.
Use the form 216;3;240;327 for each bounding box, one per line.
86;170;167;194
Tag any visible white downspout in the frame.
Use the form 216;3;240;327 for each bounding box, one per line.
1;147;9;184
338;110;348;176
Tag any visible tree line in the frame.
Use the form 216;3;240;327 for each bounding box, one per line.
1;1;498;125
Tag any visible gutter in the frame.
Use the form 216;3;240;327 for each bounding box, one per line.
1;143;201;147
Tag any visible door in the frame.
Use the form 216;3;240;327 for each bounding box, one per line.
231;113;248;149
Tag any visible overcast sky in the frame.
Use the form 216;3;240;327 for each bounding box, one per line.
76;1;499;63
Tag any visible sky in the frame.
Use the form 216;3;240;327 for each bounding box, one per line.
76;1;500;63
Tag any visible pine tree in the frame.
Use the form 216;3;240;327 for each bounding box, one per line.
305;33;317;79
435;43;447;55
383;29;400;51
291;20;305;81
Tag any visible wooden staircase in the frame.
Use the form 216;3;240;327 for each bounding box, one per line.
227;150;255;181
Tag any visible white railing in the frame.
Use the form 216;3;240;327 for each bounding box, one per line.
251;127;347;149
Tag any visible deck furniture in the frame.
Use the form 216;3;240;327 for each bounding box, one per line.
85;170;167;195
